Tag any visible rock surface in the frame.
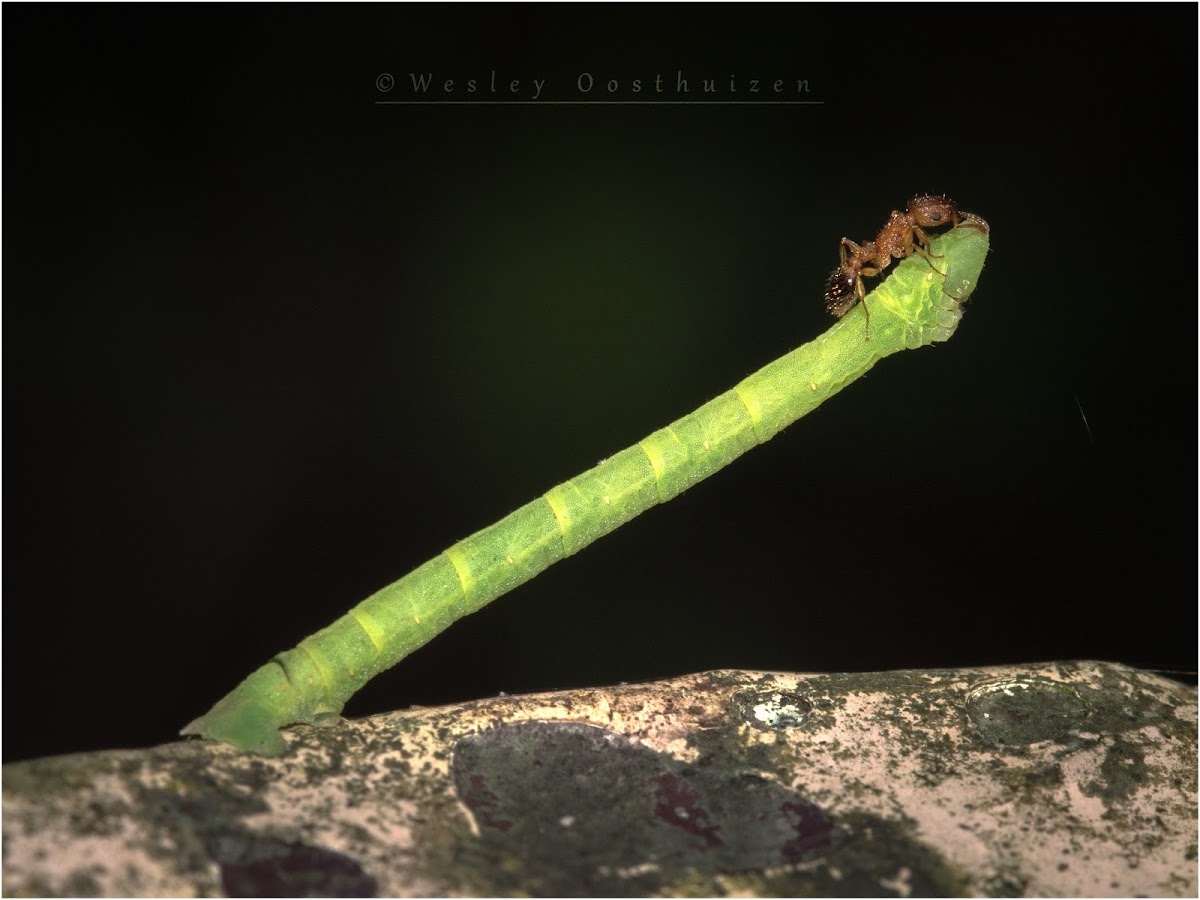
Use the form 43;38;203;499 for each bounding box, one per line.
3;661;1196;897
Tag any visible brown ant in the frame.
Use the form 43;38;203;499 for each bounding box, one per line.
823;195;989;340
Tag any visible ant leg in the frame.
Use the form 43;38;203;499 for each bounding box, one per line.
856;276;871;341
839;237;867;267
912;226;946;262
911;227;947;275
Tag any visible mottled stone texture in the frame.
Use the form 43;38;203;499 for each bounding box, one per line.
3;661;1196;897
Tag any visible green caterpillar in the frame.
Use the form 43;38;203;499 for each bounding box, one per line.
183;222;990;754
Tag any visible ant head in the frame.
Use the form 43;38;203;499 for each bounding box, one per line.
907;194;958;229
824;267;859;317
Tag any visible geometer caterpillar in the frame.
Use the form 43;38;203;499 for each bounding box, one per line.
182;222;990;754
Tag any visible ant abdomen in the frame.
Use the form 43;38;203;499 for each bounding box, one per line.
824;267;859;317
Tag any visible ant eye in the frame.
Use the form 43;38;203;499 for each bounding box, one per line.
930;213;943;222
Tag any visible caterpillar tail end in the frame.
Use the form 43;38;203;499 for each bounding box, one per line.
180;660;302;756
181;701;288;756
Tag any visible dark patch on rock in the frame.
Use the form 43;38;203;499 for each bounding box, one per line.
652;772;723;849
1083;737;1149;804
450;721;833;894
448;720;962;896
220;841;376;898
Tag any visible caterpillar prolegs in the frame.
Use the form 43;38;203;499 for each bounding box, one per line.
182;222;990;754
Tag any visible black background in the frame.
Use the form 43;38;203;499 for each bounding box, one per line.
5;5;1196;762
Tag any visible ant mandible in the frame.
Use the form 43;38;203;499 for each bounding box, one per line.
823;195;989;340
